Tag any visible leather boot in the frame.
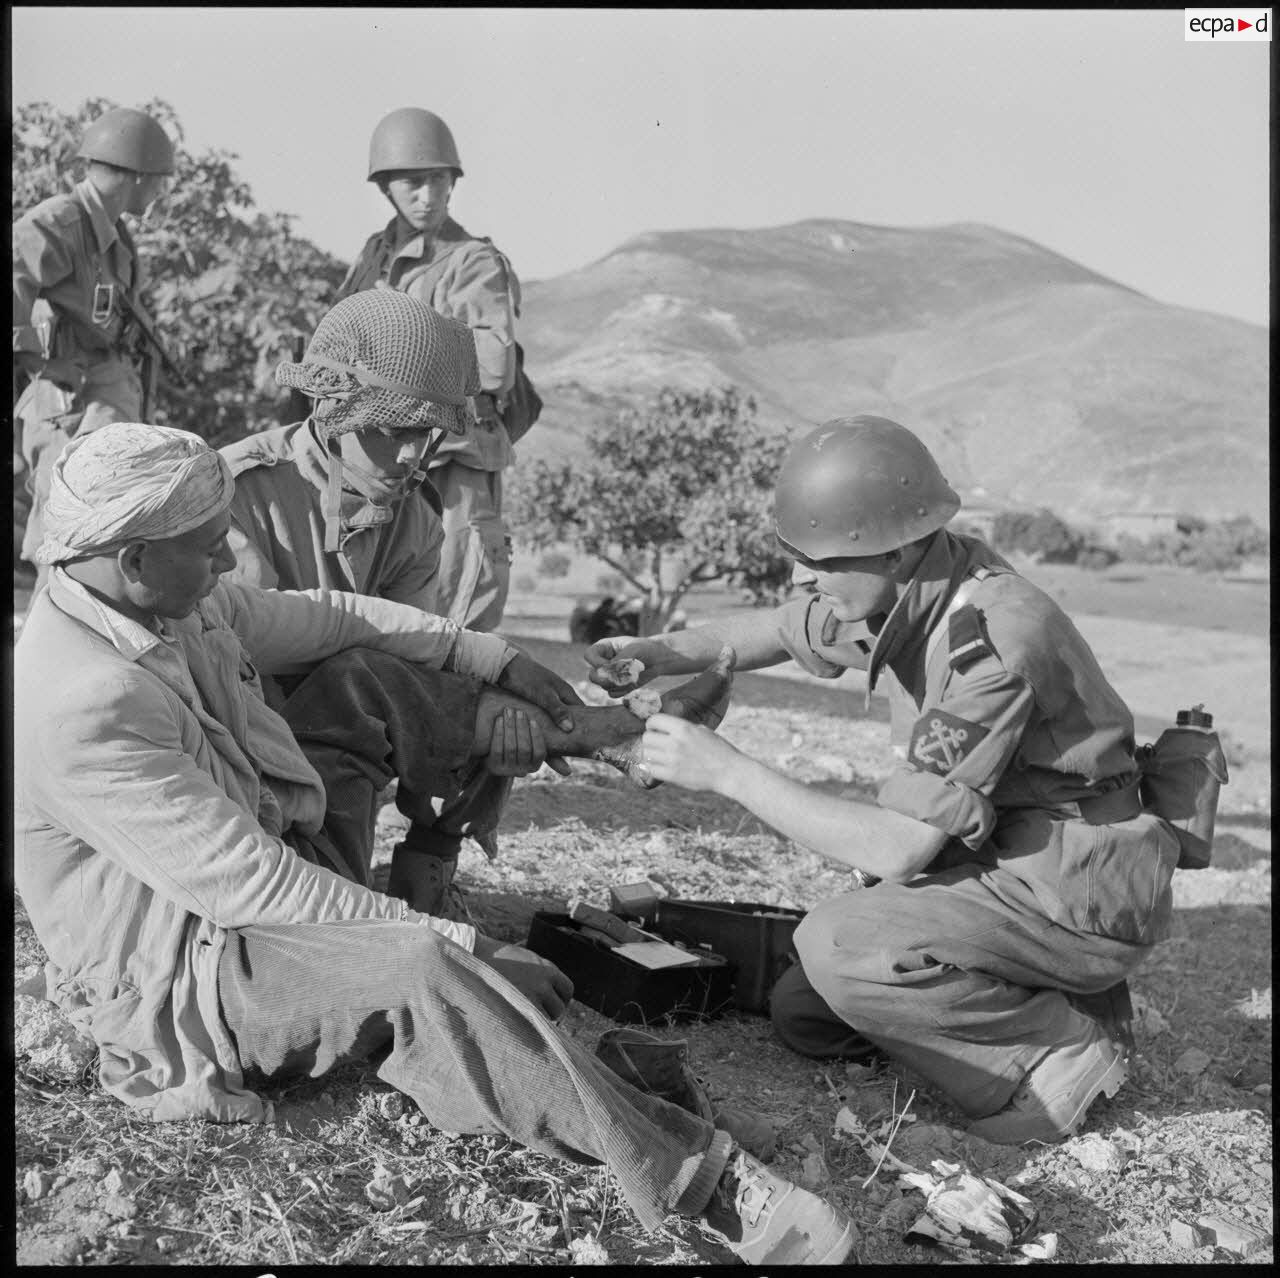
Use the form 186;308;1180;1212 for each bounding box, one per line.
593;645;737;789
386;844;470;922
1068;980;1136;1055
595;1027;777;1160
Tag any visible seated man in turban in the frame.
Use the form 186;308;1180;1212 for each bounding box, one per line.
219;291;528;916
13;421;852;1265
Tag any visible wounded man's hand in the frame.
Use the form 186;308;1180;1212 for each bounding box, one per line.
472;935;574;1021
482;705;548;776
496;651;581;733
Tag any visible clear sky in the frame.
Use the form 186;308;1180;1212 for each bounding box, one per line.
11;7;1272;325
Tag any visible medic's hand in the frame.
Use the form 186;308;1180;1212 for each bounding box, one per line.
472;934;574;1021
584;637;676;693
495;651;582;732
640;712;742;793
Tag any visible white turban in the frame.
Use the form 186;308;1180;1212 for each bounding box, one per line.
36;422;235;565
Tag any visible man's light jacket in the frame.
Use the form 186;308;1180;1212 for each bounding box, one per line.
14;570;515;1122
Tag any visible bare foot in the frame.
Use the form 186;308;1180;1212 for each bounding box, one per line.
592;645;737;788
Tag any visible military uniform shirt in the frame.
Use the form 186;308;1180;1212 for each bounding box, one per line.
13;177;139;373
775;530;1174;943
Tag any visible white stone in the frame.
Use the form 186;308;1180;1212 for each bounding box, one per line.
14;994;96;1079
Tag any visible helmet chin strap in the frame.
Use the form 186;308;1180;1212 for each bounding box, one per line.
321;427;444;553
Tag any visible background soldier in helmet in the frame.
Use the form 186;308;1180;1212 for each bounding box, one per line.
13;105;175;579
336;107;535;634
585;415;1181;1149
221;289;564;916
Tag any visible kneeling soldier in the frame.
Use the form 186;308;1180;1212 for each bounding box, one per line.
588;415;1180;1145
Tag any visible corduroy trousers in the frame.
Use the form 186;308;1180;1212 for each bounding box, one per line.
217;647;730;1231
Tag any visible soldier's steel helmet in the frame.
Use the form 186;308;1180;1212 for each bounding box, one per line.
368;108;463;181
774;416;961;559
77;107;175;175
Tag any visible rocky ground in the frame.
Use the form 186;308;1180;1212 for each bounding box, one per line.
12;575;1273;1266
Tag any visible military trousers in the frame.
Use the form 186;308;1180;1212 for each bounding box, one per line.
770;861;1154;1118
429;460;511;633
216;915;732;1233
278;646;512;884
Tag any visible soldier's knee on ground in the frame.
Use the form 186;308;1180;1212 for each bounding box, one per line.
769;961;880;1061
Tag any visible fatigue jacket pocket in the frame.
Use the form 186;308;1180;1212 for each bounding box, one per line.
1055;812;1179;945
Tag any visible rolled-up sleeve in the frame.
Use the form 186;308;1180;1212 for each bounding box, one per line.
877;666;1035;848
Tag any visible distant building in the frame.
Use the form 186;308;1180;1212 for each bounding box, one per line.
951;502;1004;542
1100;511;1181;545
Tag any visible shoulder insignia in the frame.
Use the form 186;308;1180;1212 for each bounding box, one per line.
948;604;993;672
909;709;990;775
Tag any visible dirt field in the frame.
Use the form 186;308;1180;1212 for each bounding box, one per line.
12;560;1272;1265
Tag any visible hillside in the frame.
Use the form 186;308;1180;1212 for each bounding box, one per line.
516;220;1268;525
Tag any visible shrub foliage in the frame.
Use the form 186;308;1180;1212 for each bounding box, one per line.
989;504;1267;574
1115;515;1269;574
508;387;793;634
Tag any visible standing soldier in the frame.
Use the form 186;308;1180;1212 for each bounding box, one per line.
13;105;175;578
336;107;537;633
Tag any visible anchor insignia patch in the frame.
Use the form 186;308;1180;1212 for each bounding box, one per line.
909;710;989;775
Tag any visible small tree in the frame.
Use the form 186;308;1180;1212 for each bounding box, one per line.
13;98;347;446
509;387;792;634
991;507;1082;563
1113;514;1268;573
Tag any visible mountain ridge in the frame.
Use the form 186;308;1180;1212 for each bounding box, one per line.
516;219;1268;525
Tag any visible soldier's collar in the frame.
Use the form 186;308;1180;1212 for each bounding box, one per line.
74;177;120;254
865;530;966;692
387;215;467;264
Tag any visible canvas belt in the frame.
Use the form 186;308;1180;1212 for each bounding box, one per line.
1069;777;1144;826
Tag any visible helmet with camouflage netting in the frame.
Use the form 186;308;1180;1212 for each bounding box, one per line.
276;290;479;439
